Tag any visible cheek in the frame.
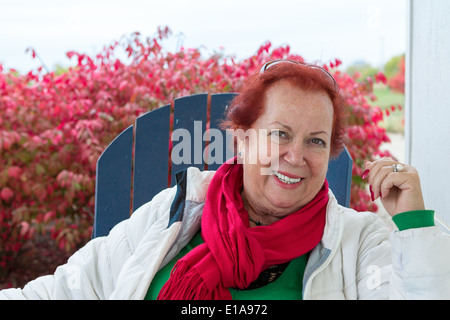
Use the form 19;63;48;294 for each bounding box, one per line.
244;133;274;165
308;152;330;177
242;163;268;194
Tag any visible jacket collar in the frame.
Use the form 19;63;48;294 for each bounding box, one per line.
321;190;344;250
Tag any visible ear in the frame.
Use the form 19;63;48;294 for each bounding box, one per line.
235;131;246;160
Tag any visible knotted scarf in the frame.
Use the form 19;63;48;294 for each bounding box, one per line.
157;158;329;300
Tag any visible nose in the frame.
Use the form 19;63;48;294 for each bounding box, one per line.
283;142;307;167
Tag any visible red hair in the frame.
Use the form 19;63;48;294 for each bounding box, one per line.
221;61;347;158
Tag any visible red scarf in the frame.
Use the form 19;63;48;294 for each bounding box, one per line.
157;158;329;300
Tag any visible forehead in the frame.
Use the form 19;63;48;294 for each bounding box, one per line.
262;80;334;127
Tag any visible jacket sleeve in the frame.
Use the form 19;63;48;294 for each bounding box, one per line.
354;211;450;300
389;225;450;299
0;236;117;299
0;187;176;300
354;213;393;300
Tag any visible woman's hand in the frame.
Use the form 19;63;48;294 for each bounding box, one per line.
362;158;425;217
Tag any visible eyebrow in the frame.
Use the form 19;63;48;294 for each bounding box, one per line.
310;131;329;136
269;121;330;136
270;121;292;131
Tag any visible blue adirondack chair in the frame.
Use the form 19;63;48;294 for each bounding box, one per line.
92;93;352;238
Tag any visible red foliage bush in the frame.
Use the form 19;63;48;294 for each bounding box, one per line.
0;27;392;277
388;56;405;94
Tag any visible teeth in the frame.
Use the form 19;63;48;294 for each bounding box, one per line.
273;171;302;184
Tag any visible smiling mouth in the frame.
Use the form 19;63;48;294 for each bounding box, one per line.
273;171;303;184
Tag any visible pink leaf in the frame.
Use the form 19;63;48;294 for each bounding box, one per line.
0;187;14;201
66;51;76;59
20;222;30;237
7;166;21;179
375;71;387;84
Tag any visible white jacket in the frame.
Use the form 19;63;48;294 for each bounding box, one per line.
1;167;449;300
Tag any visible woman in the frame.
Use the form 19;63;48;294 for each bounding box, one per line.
1;60;449;300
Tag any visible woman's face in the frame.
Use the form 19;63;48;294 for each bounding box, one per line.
238;80;334;222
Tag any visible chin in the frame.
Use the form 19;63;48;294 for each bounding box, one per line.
268;194;304;213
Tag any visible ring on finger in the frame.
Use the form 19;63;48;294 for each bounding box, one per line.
393;163;404;173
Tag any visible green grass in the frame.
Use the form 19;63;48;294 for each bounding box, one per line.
370;85;405;134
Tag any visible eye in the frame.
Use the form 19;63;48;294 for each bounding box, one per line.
269;130;289;144
270;130;287;138
309;138;326;147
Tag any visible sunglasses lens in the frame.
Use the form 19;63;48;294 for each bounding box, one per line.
259;60;281;73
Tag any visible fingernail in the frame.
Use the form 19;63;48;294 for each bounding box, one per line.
361;169;370;180
370;185;375;202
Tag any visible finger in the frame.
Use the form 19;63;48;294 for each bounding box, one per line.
365;157;394;174
366;158;408;199
379;171;404;200
365;158;395;183
377;165;416;201
380;170;426;214
370;164;398;199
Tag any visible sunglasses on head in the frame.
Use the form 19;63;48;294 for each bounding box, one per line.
259;59;338;91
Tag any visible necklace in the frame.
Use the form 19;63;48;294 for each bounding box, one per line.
248;217;266;226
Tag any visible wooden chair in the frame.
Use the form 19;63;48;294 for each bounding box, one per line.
92;93;352;238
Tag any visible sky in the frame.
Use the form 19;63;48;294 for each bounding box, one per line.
0;0;406;73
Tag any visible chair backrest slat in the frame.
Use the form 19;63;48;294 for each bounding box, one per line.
208;93;237;171
326;147;352;208
171;94;208;185
93;126;134;238
132;104;171;212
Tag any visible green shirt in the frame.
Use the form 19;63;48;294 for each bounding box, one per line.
144;231;307;300
144;210;435;300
